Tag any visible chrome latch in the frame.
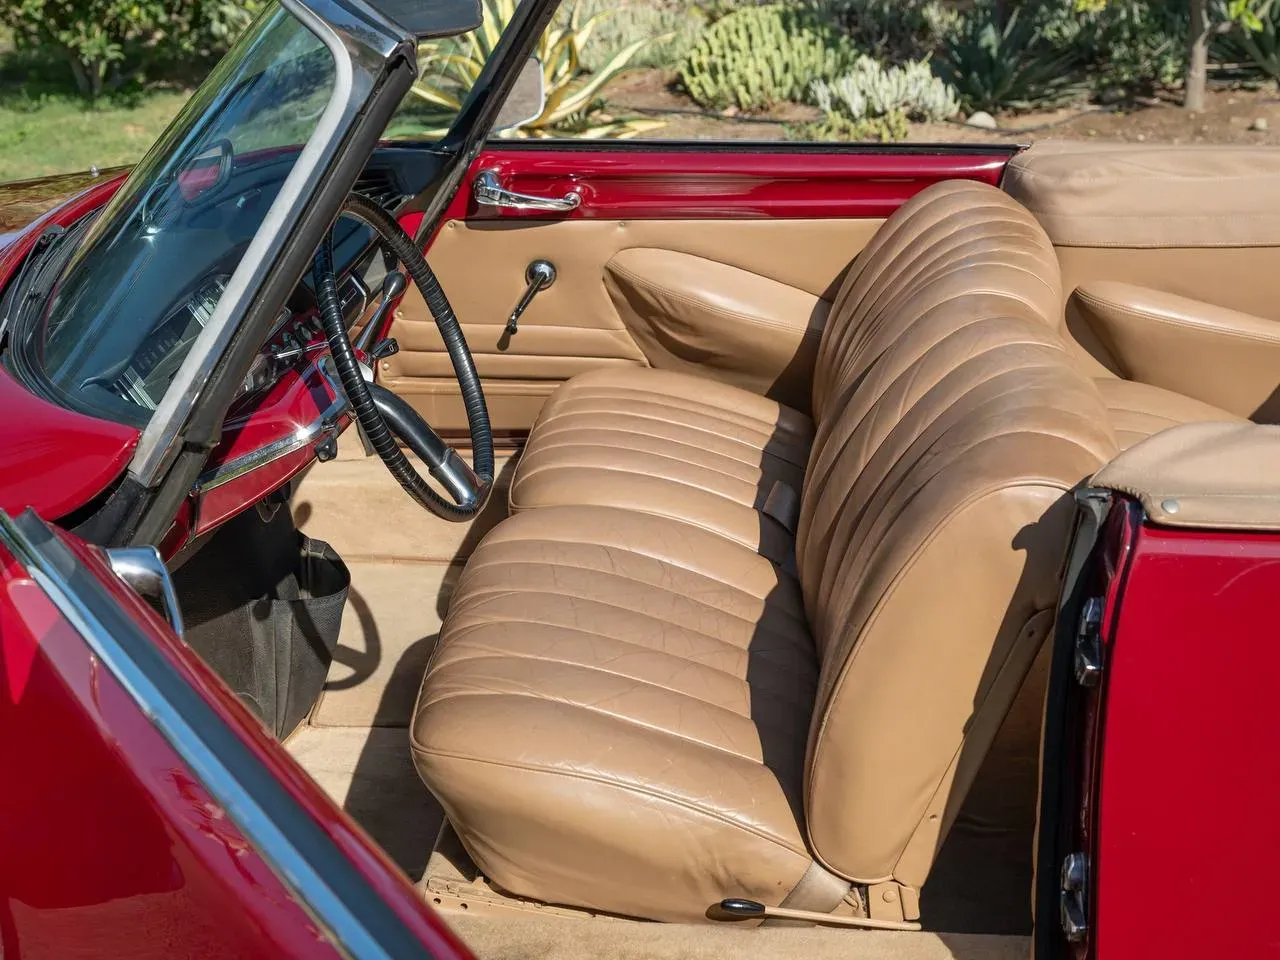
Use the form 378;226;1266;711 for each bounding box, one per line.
505;260;556;337
1060;852;1089;942
1074;596;1103;687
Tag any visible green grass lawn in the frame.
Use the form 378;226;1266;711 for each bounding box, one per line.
0;89;190;183
0;29;191;184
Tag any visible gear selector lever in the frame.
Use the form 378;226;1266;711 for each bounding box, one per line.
354;269;406;354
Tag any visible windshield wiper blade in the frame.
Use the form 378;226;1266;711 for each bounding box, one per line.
0;225;67;348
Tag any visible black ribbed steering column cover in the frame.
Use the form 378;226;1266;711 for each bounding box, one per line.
313;193;493;520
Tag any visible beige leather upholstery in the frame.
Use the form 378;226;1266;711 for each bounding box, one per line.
507;366;812;562
1074;283;1280;422
1093;421;1280;529
1095;378;1236;451
604;248;829;411
1003;141;1280;248
1004;141;1280;381
386;218;879;431
412;505;830;923
412;181;1223;922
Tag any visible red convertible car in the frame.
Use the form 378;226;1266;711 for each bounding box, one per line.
2;0;1278;957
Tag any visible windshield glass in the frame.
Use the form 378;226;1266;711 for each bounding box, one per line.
17;2;336;427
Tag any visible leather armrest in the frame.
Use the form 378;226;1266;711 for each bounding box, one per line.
1093;421;1280;530
1071;281;1280;420
604;248;828;412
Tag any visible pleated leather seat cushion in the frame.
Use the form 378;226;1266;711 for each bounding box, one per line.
508;366;813;562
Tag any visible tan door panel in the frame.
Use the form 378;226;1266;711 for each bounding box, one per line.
382;217;882;433
604;248;830;411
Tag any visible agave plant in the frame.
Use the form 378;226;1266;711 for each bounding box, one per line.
407;0;667;139
935;1;1086;114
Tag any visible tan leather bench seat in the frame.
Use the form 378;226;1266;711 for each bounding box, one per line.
412;504;824;923
412;181;1238;925
508;366;812;562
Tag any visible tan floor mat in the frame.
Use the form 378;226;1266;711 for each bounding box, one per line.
287;725;443;878
449;914;1030;960
293;444;517;563
312;559;460;727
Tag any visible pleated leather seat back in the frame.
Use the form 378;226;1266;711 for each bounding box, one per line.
796;181;1118;888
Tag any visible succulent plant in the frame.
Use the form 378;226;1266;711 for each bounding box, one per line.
811;56;959;122
787;107;910;142
678;4;857;112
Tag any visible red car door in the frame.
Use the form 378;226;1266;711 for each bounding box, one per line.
0;507;471;960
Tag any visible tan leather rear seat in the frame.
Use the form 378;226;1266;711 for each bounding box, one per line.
411;181;1225;924
1095;378;1237;450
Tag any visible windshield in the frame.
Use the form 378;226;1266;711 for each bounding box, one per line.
15;3;337;428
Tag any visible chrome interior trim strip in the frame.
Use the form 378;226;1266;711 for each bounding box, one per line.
129;0;376;487
194;355;349;494
0;508;427;959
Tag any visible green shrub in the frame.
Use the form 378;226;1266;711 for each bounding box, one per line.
570;0;704;72
935;1;1086;113
811;56;958;122
787;107;909;142
1216;0;1280;81
678;4;857;111
0;0;261;98
814;0;960;62
1039;0;1185;93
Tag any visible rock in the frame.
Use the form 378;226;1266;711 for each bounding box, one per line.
965;110;997;130
1251;117;1269;132
1135;134;1145;142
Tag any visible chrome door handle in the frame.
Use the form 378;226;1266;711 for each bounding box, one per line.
473;169;581;212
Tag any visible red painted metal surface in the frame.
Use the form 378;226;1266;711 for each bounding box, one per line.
194;356;351;538
0;367;138;521
0;529;473;959
0;176;139;522
1093;517;1280;959
0;172;125;279
442;147;1012;223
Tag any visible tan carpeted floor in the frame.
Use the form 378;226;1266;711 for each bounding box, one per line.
311;559;460;727
287;725;445;879
292;441;516;564
448;915;1030;960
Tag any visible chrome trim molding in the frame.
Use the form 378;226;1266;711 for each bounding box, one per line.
0;508;425;959
193;355;350;494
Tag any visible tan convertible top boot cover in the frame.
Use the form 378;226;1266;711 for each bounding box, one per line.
414;182;1117;921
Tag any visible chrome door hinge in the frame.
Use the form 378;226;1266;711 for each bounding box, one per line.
1060;852;1090;942
1074;596;1103;687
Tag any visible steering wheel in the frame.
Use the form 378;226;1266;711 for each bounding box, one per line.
312;193;494;521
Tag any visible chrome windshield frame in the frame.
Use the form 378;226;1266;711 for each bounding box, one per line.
126;0;415;488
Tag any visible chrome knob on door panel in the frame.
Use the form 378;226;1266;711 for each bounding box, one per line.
506;260;556;337
474;169;581;213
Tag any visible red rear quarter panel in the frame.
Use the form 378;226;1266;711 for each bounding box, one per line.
1094;519;1280;958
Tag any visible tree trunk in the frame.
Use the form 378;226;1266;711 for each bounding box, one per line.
1186;0;1209;111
